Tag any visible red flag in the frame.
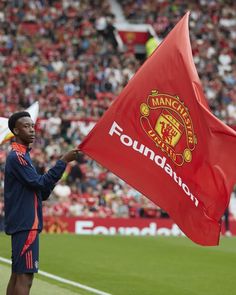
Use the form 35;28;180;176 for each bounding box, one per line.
79;12;236;246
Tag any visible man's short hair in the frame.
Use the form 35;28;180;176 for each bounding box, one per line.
8;111;31;133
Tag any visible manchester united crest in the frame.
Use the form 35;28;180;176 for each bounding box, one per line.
140;90;197;166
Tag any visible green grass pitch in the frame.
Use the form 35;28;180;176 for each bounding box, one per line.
0;233;236;295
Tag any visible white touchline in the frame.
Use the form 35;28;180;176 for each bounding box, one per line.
0;256;112;295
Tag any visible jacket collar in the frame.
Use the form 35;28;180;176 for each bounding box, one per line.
11;142;29;154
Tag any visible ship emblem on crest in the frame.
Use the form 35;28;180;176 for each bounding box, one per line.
140;90;197;166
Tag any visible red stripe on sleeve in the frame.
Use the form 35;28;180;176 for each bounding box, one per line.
16;154;24;165
16;152;28;166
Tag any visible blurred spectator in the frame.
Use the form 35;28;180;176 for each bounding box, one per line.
223;207;231;237
53;180;72;201
68;198;84;217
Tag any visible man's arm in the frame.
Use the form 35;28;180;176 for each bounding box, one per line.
10;149;79;191
10;153;67;190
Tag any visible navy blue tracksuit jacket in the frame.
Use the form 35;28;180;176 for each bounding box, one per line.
4;142;67;235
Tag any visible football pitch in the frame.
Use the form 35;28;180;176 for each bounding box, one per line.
0;233;236;295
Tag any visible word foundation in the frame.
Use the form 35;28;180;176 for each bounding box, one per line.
109;121;199;207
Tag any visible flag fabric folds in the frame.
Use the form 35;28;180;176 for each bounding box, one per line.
79;12;236;246
0;101;39;144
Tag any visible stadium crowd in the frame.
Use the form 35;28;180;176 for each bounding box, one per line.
0;0;236;227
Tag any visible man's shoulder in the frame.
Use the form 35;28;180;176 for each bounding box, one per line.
7;149;28;167
7;149;17;160
5;151;16;171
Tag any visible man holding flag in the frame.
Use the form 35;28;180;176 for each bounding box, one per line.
79;12;236;246
4;111;79;295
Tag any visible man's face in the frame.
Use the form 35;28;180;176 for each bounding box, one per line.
14;117;35;145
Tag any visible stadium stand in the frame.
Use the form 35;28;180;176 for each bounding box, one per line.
0;0;236;222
